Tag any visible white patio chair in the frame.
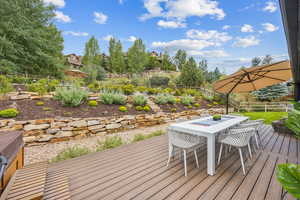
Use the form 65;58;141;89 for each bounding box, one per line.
217;127;256;175
237;120;264;149
167;130;201;177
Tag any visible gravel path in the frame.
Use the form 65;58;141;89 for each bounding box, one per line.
24;123;170;166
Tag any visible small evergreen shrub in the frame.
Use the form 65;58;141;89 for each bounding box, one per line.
0;75;14;94
97;136;123;151
100;91;127;105
88;100;98;107
294;102;300;111
181;95;194;106
0;108;19;118
171;108;177;112
154;94;168;105
143;105;151;112
133;95;147;106
135;106;143;111
51;146;90;163
285;110;300;138
54;86;88;107
121;84;135;95
194;103;200;108
187;105;193;109
119;106;128;112
36;101;44;106
113;93;127;105
150;76;170;87
165;94;176;104
147;88;161;95
27;79;59;95
42;107;51;111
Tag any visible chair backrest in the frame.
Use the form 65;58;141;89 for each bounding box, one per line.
238;121;261;130
168;131;201;144
227;127;256;146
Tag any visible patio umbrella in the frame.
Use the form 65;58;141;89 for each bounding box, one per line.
213;60;292;114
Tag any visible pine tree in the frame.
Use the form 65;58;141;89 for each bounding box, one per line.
0;0;64;77
145;53;160;70
127;39;147;74
108;38;125;73
82;36;101;65
161;52;175;71
174;50;187;71
178;57;204;87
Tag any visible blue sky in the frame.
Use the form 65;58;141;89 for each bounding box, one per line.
45;0;288;74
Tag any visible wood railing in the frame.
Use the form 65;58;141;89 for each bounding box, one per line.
235;101;292;112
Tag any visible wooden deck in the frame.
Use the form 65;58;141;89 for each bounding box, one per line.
1;125;299;200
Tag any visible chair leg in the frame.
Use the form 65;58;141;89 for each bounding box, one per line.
166;145;173;167
183;150;187;177
217;143;223;165
238;148;246;175
247;143;252;159
194;150;199;168
254;134;260;149
257;131;262;147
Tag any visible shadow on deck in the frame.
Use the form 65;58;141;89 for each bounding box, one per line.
1;125;299;200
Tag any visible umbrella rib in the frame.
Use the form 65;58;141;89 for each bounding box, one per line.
228;74;247;94
253;74;288;82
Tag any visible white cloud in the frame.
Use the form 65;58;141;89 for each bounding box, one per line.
157;20;186;28
263;1;277;13
54;11;71;23
241;24;254;32
222;25;230;30
43;0;65;8
140;0;225;21
188;50;229;57
94;12;108;24
118;0;124;4
233;36;260;48
262;23;278;32
152;39;215;52
63;31;89;37
127;36;137;42
102;35;113;41
186;29;232;45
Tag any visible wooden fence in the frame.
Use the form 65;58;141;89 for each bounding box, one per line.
235;101;292;112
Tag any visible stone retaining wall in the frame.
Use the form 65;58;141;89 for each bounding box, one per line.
0;108;225;146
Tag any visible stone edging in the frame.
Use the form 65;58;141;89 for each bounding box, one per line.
0;108;225;145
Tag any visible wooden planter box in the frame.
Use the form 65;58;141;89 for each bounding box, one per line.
0;131;24;194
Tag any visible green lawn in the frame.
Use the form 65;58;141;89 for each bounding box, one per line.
238;112;288;124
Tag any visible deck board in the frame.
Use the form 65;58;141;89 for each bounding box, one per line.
1;125;299;200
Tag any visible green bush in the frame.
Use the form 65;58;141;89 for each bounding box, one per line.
119;106;128;112
97;136;123;151
0;75;14;94
136;86;148;93
121;84;135;95
135;106;143;111
154;94;168;105
27;79;59;95
36;101;44;106
133;95;147;106
276;163;300;199
100;91;127;105
42;107;51;111
149;76;170;87
143;105;151;112
194;103;200;108
54;86;88;107
187;105;193;109
133;133;146;142
294;102;300;111
51;146;90;163
171;108;177;112
88;82;102;92
88;100;98;107
0;108;19;118
181;95;194;106
165;94;176;104
147;88;161;95
285;110;300;138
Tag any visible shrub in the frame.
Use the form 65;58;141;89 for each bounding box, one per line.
0;75;14;94
135;106;143;111
42;107;51;111
183;89;202;97
88;100;98;107
154;94;168;105
51;146;90;163
143;105;151;112
147;88;161;95
171;108;177;113
181;95;194;106
121;84;135;95
100;91;127;105
162;88;173;94
119;106;128;112
194;103;200;108
187;105;193;109
97;136;123;151
133;95;147;106
0;108;19;118
165;94;176;104
36;101;44;106
133;134;146;142
175;98;181;103
136;86;147;93
285;110;300;138
88;82;102;92
54;86;88;107
294;102;300;111
27;79;59;95
149;76;170;87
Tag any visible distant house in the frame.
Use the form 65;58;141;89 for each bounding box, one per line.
65;54;83;69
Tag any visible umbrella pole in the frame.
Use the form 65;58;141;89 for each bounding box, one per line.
226;94;229;114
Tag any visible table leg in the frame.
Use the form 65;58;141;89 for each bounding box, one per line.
207;135;216;175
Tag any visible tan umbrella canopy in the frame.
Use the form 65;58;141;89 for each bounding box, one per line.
64;69;87;78
213;60;292;113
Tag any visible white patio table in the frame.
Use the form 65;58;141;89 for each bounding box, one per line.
168;115;248;176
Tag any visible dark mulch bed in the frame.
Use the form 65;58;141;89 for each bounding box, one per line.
159;100;223;113
0;99;154;121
